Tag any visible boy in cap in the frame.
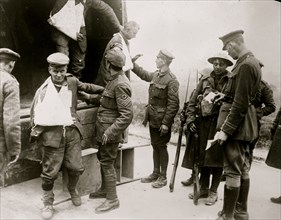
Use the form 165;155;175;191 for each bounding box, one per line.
131;49;179;188
30;52;104;220
0;48;21;174
215;30;261;220
182;52;232;205
88;47;133;213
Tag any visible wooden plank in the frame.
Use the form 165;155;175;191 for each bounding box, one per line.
121;148;134;179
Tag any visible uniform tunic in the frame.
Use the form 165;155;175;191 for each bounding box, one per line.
96;72;133;199
217;51;261;185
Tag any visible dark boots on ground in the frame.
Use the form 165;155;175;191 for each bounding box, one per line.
181;174;193;186
234;178;250;220
95;166;119;214
270;196;281;204
216;185;240;220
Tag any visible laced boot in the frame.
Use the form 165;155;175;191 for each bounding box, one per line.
41;190;54;220
270;196;281;204
181;174;193;186
95;198;120;214
141;172;159;183
152;176;167;188
188;188;209;199
67;173;82;206
205;191;218;206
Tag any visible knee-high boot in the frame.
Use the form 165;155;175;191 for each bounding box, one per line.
217;185;240;220
234;178;250;220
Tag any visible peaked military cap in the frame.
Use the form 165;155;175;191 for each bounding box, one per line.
47;52;69;66
208;52;233;66
158;49;175;61
0;48;20;61
106;48;125;68
219;30;244;50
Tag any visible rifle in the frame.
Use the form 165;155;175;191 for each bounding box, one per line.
192;71;200;205
169;73;190;192
192;132;200;205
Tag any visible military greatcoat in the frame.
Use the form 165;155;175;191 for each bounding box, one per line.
266;107;281;169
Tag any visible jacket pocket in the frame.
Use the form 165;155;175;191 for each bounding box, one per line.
150;82;167;99
101;90;117;109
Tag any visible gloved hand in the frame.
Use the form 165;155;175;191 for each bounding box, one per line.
188;122;197;133
132;54;143;63
159;124;169;136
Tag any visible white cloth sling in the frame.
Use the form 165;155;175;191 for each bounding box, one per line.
116;33;133;72
34;78;73;126
47;0;85;41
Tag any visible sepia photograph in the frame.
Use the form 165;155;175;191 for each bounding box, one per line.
0;0;280;219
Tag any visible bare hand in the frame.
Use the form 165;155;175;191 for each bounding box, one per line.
189;122;197;133
102;134;108;145
132;54;143;63
183;123;188;132
159;124;169;136
214;131;228;145
7;154;19;167
76;32;84;42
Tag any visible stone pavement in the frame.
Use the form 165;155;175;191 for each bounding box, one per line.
0;131;280;220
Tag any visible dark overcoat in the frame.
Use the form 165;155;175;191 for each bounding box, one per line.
266;107;281;169
182;71;229;169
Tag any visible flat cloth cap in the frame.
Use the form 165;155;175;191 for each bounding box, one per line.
158;49;175;61
219;30;244;50
106;48;125;68
47;52;69;66
0;48;20;61
208;52;233;66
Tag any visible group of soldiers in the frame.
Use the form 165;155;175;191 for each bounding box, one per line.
0;1;280;220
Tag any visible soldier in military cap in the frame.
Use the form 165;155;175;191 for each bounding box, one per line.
0;48;21;175
131;49;179;188
30;52;104;220
87;47;133;213
182;52;232;206
215;30;261;220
